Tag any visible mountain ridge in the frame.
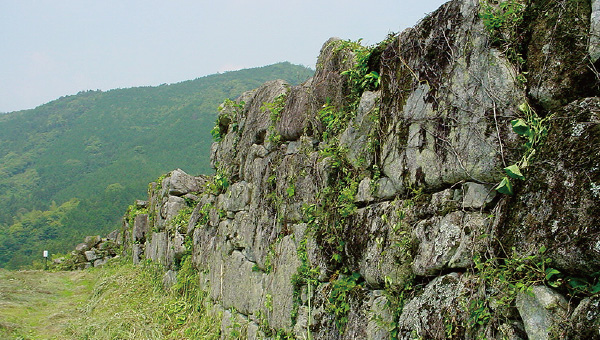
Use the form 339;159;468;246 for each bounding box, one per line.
0;61;314;268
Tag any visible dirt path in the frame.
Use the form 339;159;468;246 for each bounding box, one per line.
0;269;96;340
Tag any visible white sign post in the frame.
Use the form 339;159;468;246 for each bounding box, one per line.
43;250;49;270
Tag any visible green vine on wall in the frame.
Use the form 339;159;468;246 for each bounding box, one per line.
479;0;552;195
327;272;363;332
495;102;550;195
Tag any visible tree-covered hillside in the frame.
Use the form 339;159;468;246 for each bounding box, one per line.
0;62;313;268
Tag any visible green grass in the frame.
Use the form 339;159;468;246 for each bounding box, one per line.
0;268;95;339
0;258;221;340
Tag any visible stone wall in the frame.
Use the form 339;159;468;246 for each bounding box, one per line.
58;232;121;270
121;0;600;339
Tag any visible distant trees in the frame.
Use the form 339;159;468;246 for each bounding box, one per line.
0;62;314;268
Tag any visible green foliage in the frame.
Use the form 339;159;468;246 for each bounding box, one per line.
262;92;289;145
198;203;213;226
327;272;363;332
286;182;296;198
480;0;525;38
481;0;547;196
385;277;415;340
207;169;230;195
290;236;320;330
536;262;600;297
495;176;514;195
513;102;550;165
319;100;353;142
495;102;550;195
467;246;554;332
297;142;360;271
0;199;80;269
169;206;194;233
0;62;313;268
127;203;148;227
0;268;97;339
479;0;527;67
273;329;296;340
212;99;245;142
503;163;525;180
564;274;600;295
334;39;383;103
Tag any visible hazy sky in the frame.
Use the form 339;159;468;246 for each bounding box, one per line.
0;0;448;113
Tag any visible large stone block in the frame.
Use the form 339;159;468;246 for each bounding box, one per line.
161;168;203;196
516;285;569;340
380;0;524;193
397;273;470;339
145;231;169;266
132;213;149;243
412;211;489;276
223;181;253;212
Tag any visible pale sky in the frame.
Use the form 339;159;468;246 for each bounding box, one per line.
0;0;448;113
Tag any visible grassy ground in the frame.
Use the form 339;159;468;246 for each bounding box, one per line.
0;257;221;340
0;268;95;339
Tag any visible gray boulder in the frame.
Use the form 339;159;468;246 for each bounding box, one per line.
162;168;203;196
412;211;488;275
84;250;98;262
132;214;149;243
516;285;569;340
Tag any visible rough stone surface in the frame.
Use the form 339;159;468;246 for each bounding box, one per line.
93;258;108;267
570;296;600;338
106;229;119;241
397;273;469;339
266;235;301;330
132;214;149;242
366;292;393;340
63;235;119;269
146;232;169;266
85;235;101;248
461;182;496;209
355;177;374;204
75;243;89;252
412;211;488;275
373;177;398;200
339;91;380;170
588;0;600;63
162;195;186;223
132;244;144;265
223;181;252;212
84;250;98;262
277;80;314;141
135;199;148;208
163;270;177;290
526;0;595;109
380;0;524;193
501;98;600;276
162;168;203;196
591;0;600;62
516;285;569;340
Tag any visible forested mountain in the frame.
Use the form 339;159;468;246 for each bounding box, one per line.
0;62;313;268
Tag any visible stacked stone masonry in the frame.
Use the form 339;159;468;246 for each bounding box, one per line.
119;0;600;338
